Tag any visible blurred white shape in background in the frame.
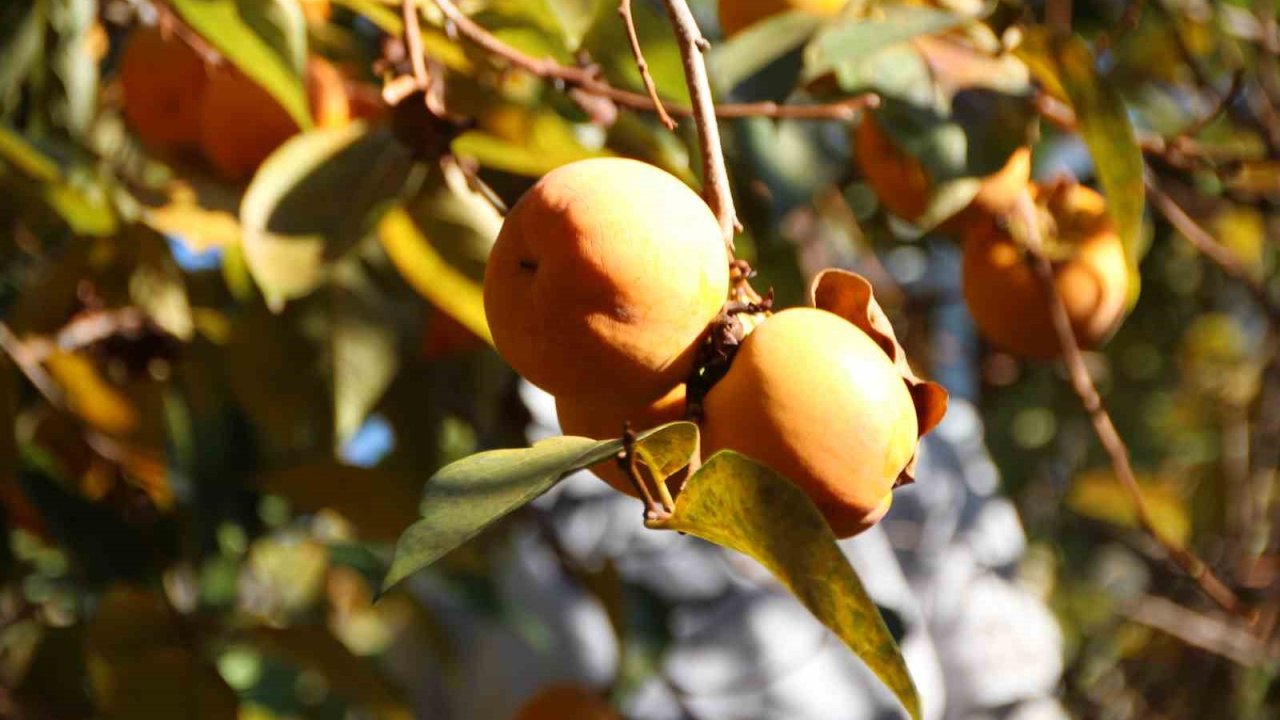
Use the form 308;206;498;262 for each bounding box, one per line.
463;382;1067;720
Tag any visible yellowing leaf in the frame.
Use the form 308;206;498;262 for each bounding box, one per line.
44;352;137;436
378;205;492;346
657;451;921;720
1068;470;1191;546
144;179;241;253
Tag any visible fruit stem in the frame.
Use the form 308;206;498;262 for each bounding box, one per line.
619;424;674;522
1014;189;1256;622
656;0;738;253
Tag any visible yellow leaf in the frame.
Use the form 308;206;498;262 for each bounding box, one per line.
378;206;493;345
657;451;921;720
44;352;137;436
1068;470;1191;546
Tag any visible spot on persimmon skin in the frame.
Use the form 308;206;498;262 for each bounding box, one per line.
518;259;538;272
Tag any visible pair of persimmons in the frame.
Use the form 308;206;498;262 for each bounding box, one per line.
486;132;1127;541
119;26;358;181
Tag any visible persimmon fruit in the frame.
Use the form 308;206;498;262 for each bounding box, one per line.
198;57;350;181
719;0;848;37
556;384;687;496
854;113;1031;224
483;158;729;406
512;683;618;720
700;307;920;538
961;182;1129;359
119;27;208;150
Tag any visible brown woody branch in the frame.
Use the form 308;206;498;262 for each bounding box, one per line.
430;0;876;122
657;0;737;248
1012;191;1255;620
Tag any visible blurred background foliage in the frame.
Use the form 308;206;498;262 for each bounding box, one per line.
2;0;1280;718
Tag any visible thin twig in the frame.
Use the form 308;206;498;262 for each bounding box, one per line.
1012;190;1255;620
1124;594;1274;666
429;0;875;122
1147;180;1280;322
0;321;64;407
403;0;430;90
657;0;737;249
618;0;676;130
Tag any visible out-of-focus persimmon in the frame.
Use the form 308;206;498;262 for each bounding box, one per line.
961;182;1129;359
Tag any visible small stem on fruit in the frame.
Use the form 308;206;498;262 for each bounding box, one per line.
618;0;677;131
657;0;738;251
1014;189;1255;621
619;424;672;521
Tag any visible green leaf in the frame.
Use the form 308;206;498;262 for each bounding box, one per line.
382;422;699;593
169;0;312;128
657;451;921;720
240;123;415;310
47;0;99;138
581;0;689;106
378;162;497;345
1018;30;1146;298
451;105;606;177
802;6;965;83
0;126;117;236
710;11;824;91
330;261;399;448
0;1;41;117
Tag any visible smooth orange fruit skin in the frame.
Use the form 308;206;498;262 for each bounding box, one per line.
483;158;729;405
512;684;618;720
119;27;208;150
701;308;918;538
556;384;686;496
198;57;350;181
962;183;1129;359
719;0;848;37
855;114;1031;224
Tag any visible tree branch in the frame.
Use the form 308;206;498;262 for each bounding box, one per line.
657;0;737;249
430;0;875;122
618;0;676;130
1147;180;1280;322
1012;190;1255;620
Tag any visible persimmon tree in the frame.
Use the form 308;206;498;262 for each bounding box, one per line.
2;0;1280;718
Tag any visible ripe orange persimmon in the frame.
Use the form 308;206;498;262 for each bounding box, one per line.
962;182;1129;359
483;158;729;406
198;57;350;181
854;113;1031;225
701;307;919;538
719;0;848;37
512;684;618;720
556;384;686;496
119;27;208;150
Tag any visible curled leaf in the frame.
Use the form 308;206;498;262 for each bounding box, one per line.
809;269;947;485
